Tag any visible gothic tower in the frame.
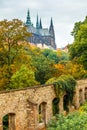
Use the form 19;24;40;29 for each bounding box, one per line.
26;9;31;26
49;18;56;49
39;18;42;29
36;14;39;29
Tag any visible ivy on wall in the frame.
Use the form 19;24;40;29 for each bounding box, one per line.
46;74;76;103
54;75;76;103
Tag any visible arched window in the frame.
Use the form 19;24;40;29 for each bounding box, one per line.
38;102;47;124
52;98;59;116
63;95;69;112
79;89;83;105
3;113;15;130
85;87;87;100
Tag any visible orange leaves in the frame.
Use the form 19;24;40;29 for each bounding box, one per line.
54;63;66;77
55;63;65;70
65;62;86;79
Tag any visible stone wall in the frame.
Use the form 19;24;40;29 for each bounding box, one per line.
73;79;87;109
0;85;56;130
0;79;87;130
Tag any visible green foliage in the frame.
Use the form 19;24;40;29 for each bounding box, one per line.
79;101;87;113
8;65;39;89
83;73;87;78
48;101;87;130
0;19;32;90
54;75;76;103
71;16;87;40
42;49;59;63
46;75;76;103
45;77;58;85
58;51;69;62
0;19;31;67
52;98;60;115
3;115;9;130
65;62;86;80
42;49;69;64
31;54;57;84
69;16;87;70
47;112;87;130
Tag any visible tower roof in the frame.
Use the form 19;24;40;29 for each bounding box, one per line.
49;17;53;29
36;14;39;29
39;18;42;29
26;9;31;26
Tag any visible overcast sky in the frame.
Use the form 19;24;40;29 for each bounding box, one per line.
0;0;87;48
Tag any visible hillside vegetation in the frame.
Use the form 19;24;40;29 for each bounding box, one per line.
0;17;87;91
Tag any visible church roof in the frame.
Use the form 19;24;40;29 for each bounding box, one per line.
27;25;50;36
39;28;50;36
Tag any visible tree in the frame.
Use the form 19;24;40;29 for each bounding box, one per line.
65;62;86;79
32;54;57;84
71;16;87;40
42;49;69;64
69;16;87;70
9;65;39;89
0;19;31;68
0;19;32;90
42;49;59;63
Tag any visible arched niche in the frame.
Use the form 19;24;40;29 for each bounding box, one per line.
3;113;16;130
63;94;69;112
38;102;47;124
52;97;60;116
79;89;83;105
85;87;87;100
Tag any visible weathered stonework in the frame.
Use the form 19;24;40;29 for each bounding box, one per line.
0;79;87;130
0;85;56;130
73;79;87;109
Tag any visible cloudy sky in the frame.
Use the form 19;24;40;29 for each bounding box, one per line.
0;0;87;48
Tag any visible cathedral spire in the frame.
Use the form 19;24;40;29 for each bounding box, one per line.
49;17;56;49
49;17;53;29
26;9;31;26
36;14;39;29
49;17;54;35
39;18;42;29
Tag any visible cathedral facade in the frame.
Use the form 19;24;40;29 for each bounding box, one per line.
25;10;56;49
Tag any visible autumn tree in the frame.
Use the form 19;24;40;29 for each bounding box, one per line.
0;19;32;90
0;19;31;68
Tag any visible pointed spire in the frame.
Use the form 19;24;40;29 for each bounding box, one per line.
39;18;42;29
49;17;53;29
26;9;31;26
51;17;53;27
49;17;55;37
36;14;39;29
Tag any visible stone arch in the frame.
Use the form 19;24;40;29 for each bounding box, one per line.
3;113;16;130
79;89;83;105
38;102;47;124
85;87;87;100
63;94;69;112
52;97;60;115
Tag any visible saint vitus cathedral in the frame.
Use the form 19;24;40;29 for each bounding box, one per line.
25;9;56;49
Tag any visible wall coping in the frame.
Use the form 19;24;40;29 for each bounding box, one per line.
0;84;54;94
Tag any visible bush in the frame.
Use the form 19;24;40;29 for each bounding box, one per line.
47;112;87;130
